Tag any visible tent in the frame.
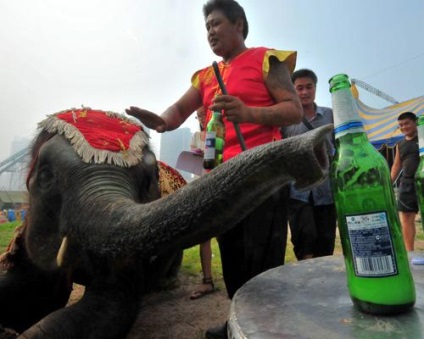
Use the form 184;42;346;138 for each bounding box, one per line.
352;84;424;149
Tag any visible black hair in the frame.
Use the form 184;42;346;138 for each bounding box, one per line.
291;69;318;85
398;112;417;121
203;0;249;39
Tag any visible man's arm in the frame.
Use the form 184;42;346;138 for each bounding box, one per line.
126;86;202;132
159;86;202;131
391;145;402;182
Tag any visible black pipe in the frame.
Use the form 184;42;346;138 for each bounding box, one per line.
212;61;247;151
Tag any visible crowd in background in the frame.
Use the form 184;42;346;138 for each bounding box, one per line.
0;208;26;223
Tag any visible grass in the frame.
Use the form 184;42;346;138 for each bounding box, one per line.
181;233;320;290
0;221;21;252
2;221;424;286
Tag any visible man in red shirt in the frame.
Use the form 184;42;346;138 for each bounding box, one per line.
126;0;302;337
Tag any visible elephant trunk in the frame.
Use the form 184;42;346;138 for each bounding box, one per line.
81;125;332;259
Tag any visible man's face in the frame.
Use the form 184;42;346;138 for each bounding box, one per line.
398;118;417;138
293;77;316;107
205;10;241;57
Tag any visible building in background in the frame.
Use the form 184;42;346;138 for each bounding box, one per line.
0;191;28;210
159;127;193;182
0;137;30;191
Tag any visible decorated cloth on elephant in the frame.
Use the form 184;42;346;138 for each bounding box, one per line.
0;224;24;271
38;108;149;167
157;161;187;197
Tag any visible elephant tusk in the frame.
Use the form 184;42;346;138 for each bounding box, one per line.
56;236;68;267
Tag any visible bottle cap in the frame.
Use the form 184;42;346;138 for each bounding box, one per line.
328;74;350;93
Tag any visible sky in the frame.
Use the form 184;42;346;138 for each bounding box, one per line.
1;0;424;161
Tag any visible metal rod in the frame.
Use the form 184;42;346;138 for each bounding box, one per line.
212;61;247;151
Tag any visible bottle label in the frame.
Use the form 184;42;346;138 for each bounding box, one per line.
332;89;365;139
204;131;216;160
346;211;397;277
418;124;424;156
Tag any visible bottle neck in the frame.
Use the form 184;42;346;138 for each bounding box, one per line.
332;87;365;140
336;129;370;147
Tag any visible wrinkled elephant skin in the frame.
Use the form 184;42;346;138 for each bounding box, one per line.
0;114;332;339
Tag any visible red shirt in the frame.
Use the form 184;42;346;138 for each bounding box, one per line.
192;47;296;161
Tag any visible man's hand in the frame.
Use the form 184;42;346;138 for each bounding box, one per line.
209;95;252;123
125;106;167;132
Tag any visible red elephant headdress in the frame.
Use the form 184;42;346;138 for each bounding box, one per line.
38;108;148;167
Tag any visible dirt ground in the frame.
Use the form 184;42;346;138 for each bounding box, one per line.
68;272;230;339
63;227;424;339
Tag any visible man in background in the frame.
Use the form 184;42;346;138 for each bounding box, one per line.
391;112;419;251
281;69;336;260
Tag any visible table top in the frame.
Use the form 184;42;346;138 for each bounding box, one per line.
228;253;424;339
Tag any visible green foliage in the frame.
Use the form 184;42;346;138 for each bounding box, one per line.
415;223;424;240
182;238;224;289
0;221;22;252
415;221;424;244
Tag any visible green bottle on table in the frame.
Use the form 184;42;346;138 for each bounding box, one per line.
415;115;424;224
203;110;225;170
329;73;415;314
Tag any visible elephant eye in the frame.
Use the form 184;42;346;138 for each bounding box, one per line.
37;166;55;190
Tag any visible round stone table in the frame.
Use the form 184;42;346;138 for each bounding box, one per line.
228;253;424;338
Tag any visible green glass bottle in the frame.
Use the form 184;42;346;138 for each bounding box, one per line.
329;73;415;314
415;115;424;223
203;110;225;170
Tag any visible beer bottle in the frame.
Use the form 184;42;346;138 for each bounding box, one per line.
415;115;424;223
203;110;225;170
329;73;415;314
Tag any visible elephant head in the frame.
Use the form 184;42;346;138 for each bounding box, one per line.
0;108;332;338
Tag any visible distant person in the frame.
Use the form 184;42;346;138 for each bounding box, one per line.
7;209;16;222
391;112;419;251
190;107;216;300
0;210;7;224
190;107;206;156
21;209;26;221
281;69;336;260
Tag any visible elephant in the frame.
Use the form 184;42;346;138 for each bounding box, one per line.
0;108;332;338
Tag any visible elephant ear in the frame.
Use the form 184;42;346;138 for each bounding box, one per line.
37;108;149;167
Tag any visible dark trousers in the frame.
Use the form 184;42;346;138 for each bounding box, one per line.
288;198;337;260
217;187;288;299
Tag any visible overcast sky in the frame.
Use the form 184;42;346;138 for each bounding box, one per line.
1;0;424;161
